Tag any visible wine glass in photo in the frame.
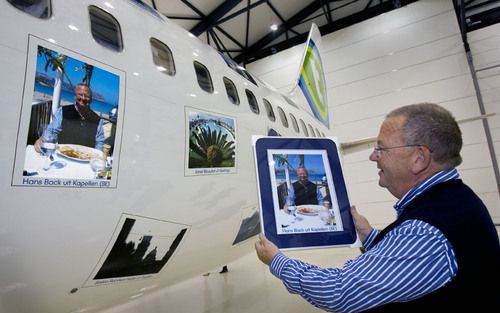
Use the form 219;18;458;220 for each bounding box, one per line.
39;131;57;171
319;209;331;225
89;157;106;179
320;201;336;226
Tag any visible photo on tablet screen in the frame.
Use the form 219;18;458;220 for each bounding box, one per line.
253;137;357;250
268;150;343;235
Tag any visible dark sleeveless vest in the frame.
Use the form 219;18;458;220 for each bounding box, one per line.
363;180;500;312
59;105;100;148
292;180;318;205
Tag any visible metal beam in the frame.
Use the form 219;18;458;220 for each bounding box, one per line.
189;0;244;36
237;0;418;64
217;0;267;25
234;0;324;63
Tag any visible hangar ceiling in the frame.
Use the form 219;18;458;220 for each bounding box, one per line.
140;0;500;65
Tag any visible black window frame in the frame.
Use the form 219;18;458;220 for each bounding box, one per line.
89;5;123;52
223;77;240;105
277;107;289;128
150;37;176;76
263;98;276;122
308;124;316;137
289;113;299;133
245;89;260;114
193;61;214;93
7;0;51;18
299;119;309;137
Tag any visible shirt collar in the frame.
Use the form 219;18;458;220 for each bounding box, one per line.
394;168;460;216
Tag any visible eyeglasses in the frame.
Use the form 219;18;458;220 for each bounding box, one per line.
372;144;422;157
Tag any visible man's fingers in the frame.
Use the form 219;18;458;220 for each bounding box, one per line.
350;206;360;221
255;233;265;250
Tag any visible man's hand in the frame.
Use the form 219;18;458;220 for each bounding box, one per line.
255;233;280;265
34;138;42;154
350;206;373;243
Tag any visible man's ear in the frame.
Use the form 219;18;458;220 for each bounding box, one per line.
412;145;432;174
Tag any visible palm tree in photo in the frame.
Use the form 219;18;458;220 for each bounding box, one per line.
189;126;235;168
37;47;73;118
274;154;305;188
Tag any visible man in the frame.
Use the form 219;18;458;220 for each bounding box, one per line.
286;167;324;207
35;84;104;152
255;103;500;311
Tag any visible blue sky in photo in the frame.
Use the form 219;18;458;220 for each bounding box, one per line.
36;46;120;105
274;153;325;177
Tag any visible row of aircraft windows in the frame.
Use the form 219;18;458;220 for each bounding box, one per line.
9;0;326;137
191;59;325;137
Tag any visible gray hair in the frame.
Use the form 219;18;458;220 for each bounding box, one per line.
387;102;462;168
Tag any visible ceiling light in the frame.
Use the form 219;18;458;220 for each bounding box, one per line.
270;24;278;31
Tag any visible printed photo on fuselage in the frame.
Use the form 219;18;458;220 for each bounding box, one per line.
12;37;125;188
185;108;236;176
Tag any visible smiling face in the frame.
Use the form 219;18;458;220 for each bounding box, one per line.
74;85;92;112
296;167;309;183
369;116;418;199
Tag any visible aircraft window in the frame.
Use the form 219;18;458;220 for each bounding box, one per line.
223;77;239;105
245;89;260;114
193;61;214;93
262;98;275;122
299;119;309;137
277;107;288;128
150;38;176;76
7;0;51;18
308;124;316;137
219;52;257;86
315;128;321;137
89;6;123;52
289;113;299;133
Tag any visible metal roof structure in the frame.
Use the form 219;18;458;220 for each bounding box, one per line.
142;0;500;65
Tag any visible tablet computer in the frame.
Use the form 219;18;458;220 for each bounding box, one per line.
253;136;357;250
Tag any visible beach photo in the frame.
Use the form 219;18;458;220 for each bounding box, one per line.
15;41;122;187
268;150;343;235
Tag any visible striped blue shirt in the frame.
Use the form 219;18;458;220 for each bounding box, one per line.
270;169;459;312
393;168;460;217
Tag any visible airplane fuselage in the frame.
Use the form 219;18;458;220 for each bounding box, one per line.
0;1;331;312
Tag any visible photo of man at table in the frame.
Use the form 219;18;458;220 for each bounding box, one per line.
269;151;343;235
17;43;122;187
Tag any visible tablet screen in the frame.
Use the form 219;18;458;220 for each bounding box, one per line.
254;137;357;250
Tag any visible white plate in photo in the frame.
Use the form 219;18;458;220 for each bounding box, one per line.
57;144;102;162
296;206;320;216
